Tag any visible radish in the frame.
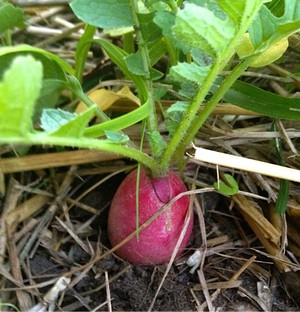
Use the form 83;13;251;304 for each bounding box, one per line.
108;168;193;265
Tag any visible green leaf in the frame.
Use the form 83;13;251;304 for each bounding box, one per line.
84;100;150;138
105;130;129;143
148;130;167;159
125;55;163;79
138;12;162;44
70;0;133;29
48;106;96;138
275;179;289;214
33;79;65;122
249;0;300;52
0;52;66;82
148;37;168;66
154;10;190;53
217;0;265;27
170;62;211;84
124;50;147;76
186;0;227;20
221;80;300;120
41;109;77;133
235;34;288;67
153;11;175;38
0;2;26;32
165;101;190;137
0;44;74;76
150;68;164;80
213;174;239;196
191;48;214;67
172;3;235;58
92;39;148;103
178;81;199;99
265;0;284;17
0;55;42;136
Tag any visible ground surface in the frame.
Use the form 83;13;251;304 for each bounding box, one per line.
1;164;300;311
1;2;300;311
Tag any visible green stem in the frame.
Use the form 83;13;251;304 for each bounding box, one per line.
69;76;141;150
158;4;262;173
2;135;157;172
4;30;12;46
129;0;161;154
68;76;109;123
167;0;178;13
159;58;254;173
123;31;135;54
165;37;178;67
159;59;222;173
74;24;96;83
183;58;254;145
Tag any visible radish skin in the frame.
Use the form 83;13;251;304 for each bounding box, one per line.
108;168;193;265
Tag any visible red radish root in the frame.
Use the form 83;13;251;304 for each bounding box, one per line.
108;168;193;265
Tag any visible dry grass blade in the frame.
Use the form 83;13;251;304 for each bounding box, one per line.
6;227;33;311
191;183;214;311
105;271;113;312
55;216;90;254
0;178;23;264
0;150;121;173
197;269;214;312
6;194;51;231
233;194;293;272
19;166;77;262
238;286;271;312
193;280;242;291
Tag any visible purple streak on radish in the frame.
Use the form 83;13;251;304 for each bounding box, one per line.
108;168;193;265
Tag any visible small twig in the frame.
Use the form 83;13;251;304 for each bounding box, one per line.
269;80;290;96
231;255;257;281
33;22;84;48
222;70;291;82
191;184;214;311
0;178;23;264
275;119;298;155
90;300;110;312
268;63;300;89
105;271;113;312
193;280;242;291
197;269;214;312
82;265;131;296
238;285;271;312
6;224;33;310
19;166;77;262
55;216;90;254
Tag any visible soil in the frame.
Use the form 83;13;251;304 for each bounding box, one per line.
15;167;299;311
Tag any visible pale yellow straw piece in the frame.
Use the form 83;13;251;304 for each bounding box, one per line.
194;147;300;183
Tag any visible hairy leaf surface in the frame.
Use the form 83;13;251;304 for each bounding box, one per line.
0;56;42;136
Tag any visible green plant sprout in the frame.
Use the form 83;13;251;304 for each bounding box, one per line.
0;0;300;203
0;299;19;312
